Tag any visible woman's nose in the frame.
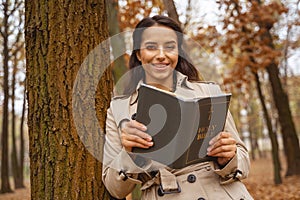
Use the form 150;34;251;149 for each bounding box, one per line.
157;47;166;58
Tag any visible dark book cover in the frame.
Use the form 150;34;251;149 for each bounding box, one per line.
132;84;231;169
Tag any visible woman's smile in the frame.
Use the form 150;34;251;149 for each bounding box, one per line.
151;62;170;70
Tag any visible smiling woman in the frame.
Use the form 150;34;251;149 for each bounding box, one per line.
102;15;253;200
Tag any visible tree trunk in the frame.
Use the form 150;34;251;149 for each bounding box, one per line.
0;1;13;194
25;0;112;199
11;57;24;189
248;81;264;160
162;0;180;25
266;62;300;176
249;120;256;160
253;71;282;184
106;0;128;84
19;84;26;188
255;0;300;177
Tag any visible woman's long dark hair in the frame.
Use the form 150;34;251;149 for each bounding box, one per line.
124;15;201;95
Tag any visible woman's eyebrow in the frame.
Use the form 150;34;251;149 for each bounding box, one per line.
143;41;157;45
143;41;177;45
165;41;177;44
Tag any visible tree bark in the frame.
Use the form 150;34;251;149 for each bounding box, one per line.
0;0;13;193
253;71;282;184
25;0;112;199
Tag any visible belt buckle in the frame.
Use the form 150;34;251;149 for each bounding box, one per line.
158;181;181;196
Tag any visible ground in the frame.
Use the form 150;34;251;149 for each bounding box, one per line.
242;153;300;200
0;153;299;199
0;180;30;200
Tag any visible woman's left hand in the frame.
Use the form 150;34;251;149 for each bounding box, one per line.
207;131;237;166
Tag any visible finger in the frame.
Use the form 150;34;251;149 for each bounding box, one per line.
207;144;236;157
122;139;153;150
214;151;235;160
125;120;152;141
121;131;153;148
215;137;236;148
127;120;147;131
209;132;231;145
122;124;152;142
208;136;236;153
208;136;236;151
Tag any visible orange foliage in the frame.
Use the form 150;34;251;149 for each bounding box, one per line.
212;0;288;90
118;0;164;30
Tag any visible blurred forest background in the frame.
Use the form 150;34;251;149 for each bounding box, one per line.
0;0;300;199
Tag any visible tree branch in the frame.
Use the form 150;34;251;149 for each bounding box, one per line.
8;0;23;16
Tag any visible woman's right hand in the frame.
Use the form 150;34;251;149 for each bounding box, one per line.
121;120;153;152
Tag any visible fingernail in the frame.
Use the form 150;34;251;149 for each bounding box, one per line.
148;142;153;146
207;147;211;152
146;136;152;142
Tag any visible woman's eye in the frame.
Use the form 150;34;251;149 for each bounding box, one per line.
165;45;176;51
145;45;157;50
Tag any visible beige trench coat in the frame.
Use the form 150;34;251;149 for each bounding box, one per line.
102;72;253;200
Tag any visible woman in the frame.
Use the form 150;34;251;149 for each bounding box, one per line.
102;15;253;200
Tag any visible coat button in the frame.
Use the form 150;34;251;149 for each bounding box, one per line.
198;198;205;200
187;174;196;183
157;187;164;196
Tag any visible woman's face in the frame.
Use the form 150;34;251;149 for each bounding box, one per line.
137;25;179;89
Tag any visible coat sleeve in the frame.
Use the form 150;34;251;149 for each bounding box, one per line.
102;106;141;199
102;104;159;199
196;83;251;183
213;111;251;184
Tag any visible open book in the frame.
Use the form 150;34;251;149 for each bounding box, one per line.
132;83;231;169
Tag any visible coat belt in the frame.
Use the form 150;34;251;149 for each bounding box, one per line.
140;162;212;191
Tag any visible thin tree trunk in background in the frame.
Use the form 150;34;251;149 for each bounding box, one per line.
249;121;256;160
19;84;26;187
266;62;300;176
11;58;23;189
162;0;180;25
106;0;128;84
255;131;263;158
0;0;13;193
11;53;25;188
248;88;263;160
25;0;112;199
237;100;244;142
253;71;282;184
282;25;291;87
250;126;263;160
255;0;300;177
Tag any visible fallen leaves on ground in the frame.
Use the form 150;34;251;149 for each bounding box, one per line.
243;153;300;200
0;181;30;200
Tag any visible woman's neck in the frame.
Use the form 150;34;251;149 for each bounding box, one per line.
144;71;177;92
146;82;174;92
